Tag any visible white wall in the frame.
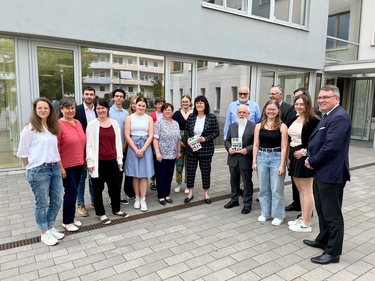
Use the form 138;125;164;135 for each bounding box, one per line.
358;0;375;60
0;0;328;70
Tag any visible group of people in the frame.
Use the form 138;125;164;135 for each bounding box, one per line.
223;84;351;265
17;86;220;245
17;84;351;266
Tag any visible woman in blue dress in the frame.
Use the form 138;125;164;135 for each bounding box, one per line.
125;97;154;212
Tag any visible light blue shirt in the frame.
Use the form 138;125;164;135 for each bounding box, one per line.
109;105;129;144
223;100;260;139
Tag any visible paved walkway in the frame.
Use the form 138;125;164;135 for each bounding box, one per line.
0;140;374;280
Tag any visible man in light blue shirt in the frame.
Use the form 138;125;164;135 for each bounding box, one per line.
109;89;129;205
223;86;260;140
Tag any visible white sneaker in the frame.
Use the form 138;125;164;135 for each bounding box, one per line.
41;230;59;246
184;188;189;194
134;197;140;209
258;215;267;222
289;221;312;232
174;185;181;193
140;198;148;212
271;218;284;226
288;217;303;226
50;227;65;239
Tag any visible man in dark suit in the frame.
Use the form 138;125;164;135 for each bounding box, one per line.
304;85;351;265
74;86;97;217
269;85;293;123
285;88;322;215
224;105;256;214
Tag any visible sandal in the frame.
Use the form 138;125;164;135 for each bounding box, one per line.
99;217;111;225
112;212;129;218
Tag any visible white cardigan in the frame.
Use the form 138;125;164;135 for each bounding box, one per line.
86;118;123;178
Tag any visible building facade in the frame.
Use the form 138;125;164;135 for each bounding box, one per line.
1;0;356;170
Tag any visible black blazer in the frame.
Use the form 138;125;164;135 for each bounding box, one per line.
184;113;219;158
288;115;320;149
75;104;97;132
279;102;293;124
224;120;256;169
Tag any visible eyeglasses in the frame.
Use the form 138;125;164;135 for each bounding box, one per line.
114;95;124;98
239;93;249;96
317;95;335;101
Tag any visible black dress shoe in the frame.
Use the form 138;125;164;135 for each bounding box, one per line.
184;196;194;203
311;253;340;264
241;206;251;214
303;239;326;250
205;198;212;204
224;201;239;209
285;203;301;211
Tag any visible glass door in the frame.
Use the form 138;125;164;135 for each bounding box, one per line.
349;79;373;140
31;42;81;112
165;57;196;108
257;69;276;110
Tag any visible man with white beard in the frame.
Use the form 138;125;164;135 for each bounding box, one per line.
224;105;256;214
223;86;260;140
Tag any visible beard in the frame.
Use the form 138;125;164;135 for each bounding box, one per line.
238;117;247;126
239;97;248;104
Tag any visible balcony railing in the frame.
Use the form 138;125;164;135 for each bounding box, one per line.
325;36;359;64
89;62;111;69
82;77;111;84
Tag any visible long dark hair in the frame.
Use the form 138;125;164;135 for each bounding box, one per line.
193;95;210;115
294;94;320;125
260;100;282;130
30;97;60;135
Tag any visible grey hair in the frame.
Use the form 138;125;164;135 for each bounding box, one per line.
321;85;340;98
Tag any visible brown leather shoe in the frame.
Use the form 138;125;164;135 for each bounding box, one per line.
77;204;88;217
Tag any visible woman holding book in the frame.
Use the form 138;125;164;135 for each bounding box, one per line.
184;95;219;204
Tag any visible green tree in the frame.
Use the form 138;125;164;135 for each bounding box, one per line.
152;77;164;98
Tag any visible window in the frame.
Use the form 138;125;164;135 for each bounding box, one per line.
215;87;221;111
171;61;184;72
198;60;208;68
113;57;123;64
180;88;183;98
140;59;148;67
232;86;238;101
99;55;107;62
113;71;119;78
201;88;206;96
100;85;105;91
203;0;307;27
128;58;133;65
153;61;158;67
327;12;350;49
128;86;134;93
99;71;105;77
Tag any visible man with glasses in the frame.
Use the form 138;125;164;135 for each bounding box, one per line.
109;89;130;205
304;85;351;264
223;86;260;140
268;85;293;123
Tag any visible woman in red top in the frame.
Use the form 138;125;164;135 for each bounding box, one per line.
57;97;86;232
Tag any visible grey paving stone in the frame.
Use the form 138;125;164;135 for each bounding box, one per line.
135;259;169;277
179;265;213;281
113;257;147;274
156;262;190;279
202;267;237;281
38;261;75;278
80;267;118;281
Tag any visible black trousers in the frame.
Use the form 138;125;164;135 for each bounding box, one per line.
313;178;345;256
229;165;253;208
91;159;120;216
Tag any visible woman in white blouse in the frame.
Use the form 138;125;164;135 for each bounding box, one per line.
17;97;65;246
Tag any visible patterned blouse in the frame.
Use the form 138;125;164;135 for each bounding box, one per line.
154;118;180;159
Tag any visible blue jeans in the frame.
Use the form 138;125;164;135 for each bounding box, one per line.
77;168;94;205
27;162;63;231
62;165;83;224
257;151;285;219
